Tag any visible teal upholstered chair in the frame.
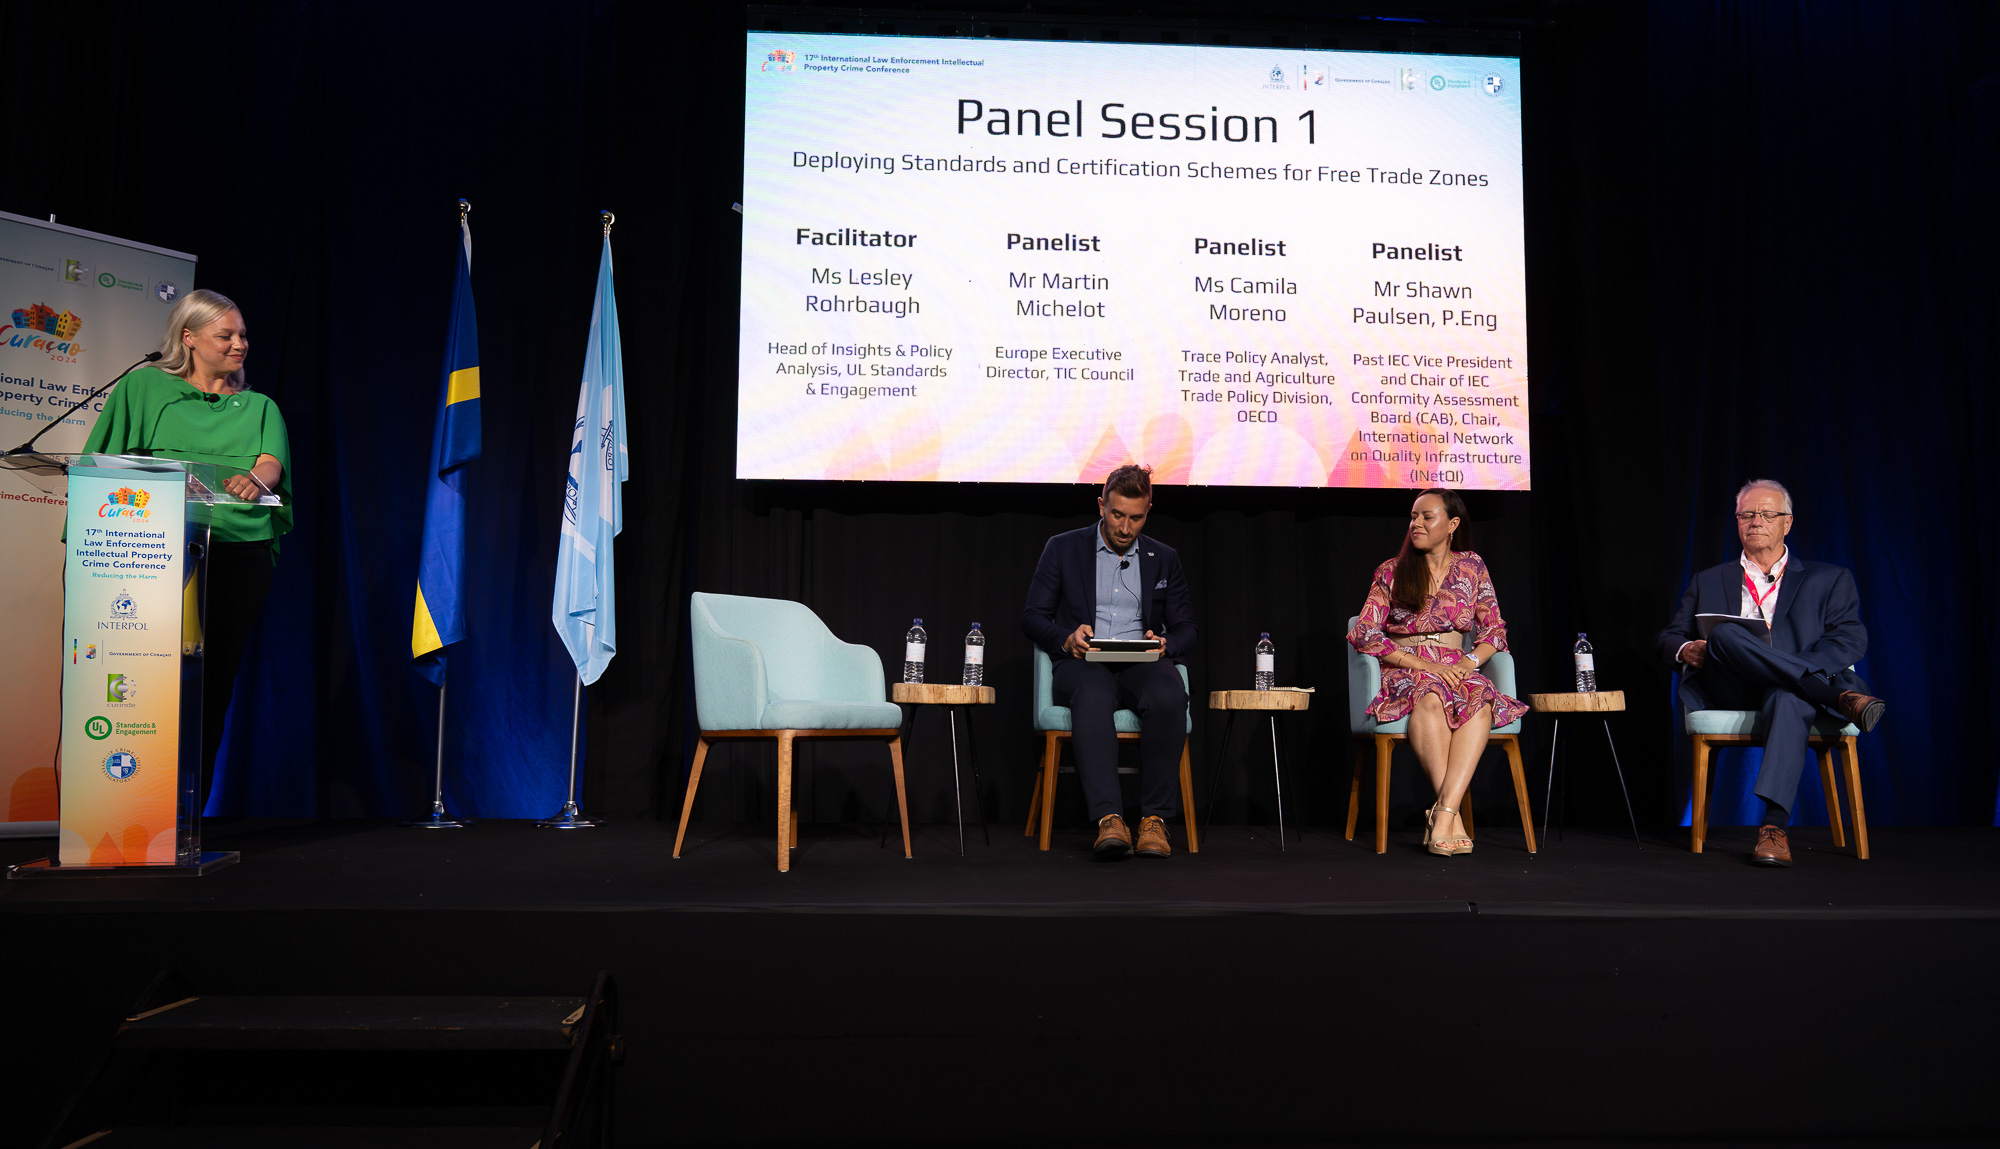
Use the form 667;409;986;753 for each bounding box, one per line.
676;592;910;872
1685;706;1867;858
1342;616;1537;854
1022;648;1199;852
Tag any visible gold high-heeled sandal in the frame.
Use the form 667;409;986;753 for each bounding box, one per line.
1427;804;1459;856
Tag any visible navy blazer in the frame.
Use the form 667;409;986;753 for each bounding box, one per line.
1021;524;1198;662
1655;554;1868;684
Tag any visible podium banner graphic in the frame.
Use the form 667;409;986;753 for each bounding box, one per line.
0;211;195;828
58;466;187;864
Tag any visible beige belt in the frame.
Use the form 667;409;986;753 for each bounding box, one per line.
1393;631;1464;652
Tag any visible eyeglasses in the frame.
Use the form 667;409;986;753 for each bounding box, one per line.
1734;511;1790;523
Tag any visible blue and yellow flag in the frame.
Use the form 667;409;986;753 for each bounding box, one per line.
413;217;482;681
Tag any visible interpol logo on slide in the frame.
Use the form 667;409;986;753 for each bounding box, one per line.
111;589;137;618
84;716;112;741
102;749;139;782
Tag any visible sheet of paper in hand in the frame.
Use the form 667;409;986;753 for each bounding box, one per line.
1696;613;1771;644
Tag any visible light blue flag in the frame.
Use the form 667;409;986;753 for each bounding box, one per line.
552;234;627;685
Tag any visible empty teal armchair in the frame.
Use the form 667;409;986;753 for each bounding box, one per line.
676;591;910;871
1022;648;1199;853
1342;616;1537;854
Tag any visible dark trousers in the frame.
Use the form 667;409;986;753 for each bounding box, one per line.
1680;624;1852;813
200;539;274;808
1050;656;1188;822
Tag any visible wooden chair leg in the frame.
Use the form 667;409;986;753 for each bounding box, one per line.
1503;736;1537;853
1024;756;1042;837
1344;742;1363;841
1037;732;1061;852
1842;735;1868;860
776;731;794;873
1690;735;1711;854
888;734;912;860
1374;735;1393;854
673;736;710;858
1178;740;1199;853
1462;800;1474;838
1818;743;1846;848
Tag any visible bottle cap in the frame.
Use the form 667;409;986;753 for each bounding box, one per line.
1260;632;1270;638
914;618;923;625
970;621;980;628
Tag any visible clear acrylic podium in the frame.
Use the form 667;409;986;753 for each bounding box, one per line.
3;451;279;878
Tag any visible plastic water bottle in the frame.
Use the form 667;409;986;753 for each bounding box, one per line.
1254;633;1276;691
962;622;985;686
1573;633;1596;693
903;619;926;684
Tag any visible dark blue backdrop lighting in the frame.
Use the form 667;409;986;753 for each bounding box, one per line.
3;0;1994;827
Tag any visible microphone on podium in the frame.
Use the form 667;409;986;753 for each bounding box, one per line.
5;351;163;457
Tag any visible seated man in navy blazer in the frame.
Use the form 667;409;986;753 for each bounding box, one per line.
1655;479;1885;867
1021;464;1197;860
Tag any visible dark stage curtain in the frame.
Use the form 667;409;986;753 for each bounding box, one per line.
1632;0;2000;825
4;1;1993;827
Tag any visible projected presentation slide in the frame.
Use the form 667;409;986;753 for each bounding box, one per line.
739;34;1527;488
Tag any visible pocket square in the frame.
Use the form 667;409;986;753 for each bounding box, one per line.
1154;579;1167;589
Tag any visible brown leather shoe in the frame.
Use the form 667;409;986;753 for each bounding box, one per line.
1093;814;1133;861
1751;824;1793;867
1835;690;1886;733
1134;815;1172;858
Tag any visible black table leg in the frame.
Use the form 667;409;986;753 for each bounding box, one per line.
1202;711;1238;837
1274;714;1302;844
961;704;990;846
1541;717;1560;850
1603;717;1641;848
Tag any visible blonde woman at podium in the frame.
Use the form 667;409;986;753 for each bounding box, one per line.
1346;488;1526;855
81;289;292;810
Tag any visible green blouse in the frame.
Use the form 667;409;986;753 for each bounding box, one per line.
79;365;293;549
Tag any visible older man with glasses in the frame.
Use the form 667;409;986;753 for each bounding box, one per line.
1655;479;1886;866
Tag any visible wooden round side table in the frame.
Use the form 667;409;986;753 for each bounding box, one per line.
1204;690;1311;850
890;683;996;855
1527;691;1640;848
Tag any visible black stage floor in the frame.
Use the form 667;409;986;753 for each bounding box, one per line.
4;819;1997;1147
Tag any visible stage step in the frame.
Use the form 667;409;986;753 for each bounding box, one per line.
41;971;619;1149
117;995;587;1051
63;1128;542;1149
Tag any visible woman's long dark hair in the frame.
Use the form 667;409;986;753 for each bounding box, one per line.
1390;488;1471;609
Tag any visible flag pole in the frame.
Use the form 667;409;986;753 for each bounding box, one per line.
536;670;597;828
405;668;468;827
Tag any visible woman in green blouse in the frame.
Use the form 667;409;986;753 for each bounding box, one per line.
82;289;292;808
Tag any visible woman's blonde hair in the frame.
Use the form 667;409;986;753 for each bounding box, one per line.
154;289;247;389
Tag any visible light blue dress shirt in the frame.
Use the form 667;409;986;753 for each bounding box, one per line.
1093;526;1147;641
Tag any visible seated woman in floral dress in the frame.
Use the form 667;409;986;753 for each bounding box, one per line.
1347;488;1527;856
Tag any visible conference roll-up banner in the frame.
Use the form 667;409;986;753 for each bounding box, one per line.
0;211;196;834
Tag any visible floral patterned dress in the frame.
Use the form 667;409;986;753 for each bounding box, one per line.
1346;550;1527;730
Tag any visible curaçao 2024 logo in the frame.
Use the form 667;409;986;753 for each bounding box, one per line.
99;486;152;520
3;302;86;359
